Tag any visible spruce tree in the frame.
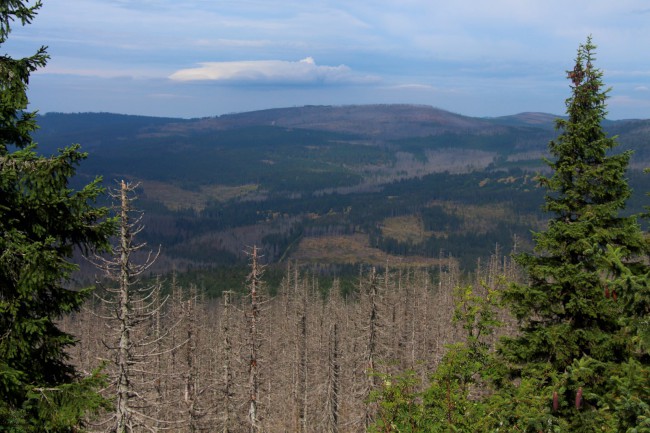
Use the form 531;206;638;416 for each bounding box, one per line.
0;1;114;430
498;37;650;432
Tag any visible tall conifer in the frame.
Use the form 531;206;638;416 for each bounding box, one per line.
0;1;114;430
499;37;649;432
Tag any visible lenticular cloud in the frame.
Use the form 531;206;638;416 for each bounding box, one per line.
169;57;374;85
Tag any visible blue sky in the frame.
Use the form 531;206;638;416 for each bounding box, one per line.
7;0;650;119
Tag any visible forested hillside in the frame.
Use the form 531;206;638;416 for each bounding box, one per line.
32;106;650;290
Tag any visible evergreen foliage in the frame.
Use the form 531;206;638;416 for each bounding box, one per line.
368;282;504;433
498;37;650;432
0;1;114;430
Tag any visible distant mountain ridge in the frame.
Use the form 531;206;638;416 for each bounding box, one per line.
33;104;650;180
36;104;647;142
139;104;543;140
488;112;561;129
36;105;650;168
177;105;498;139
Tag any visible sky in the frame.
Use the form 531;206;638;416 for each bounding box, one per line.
6;0;650;119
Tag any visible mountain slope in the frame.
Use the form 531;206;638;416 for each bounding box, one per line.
29;104;650;274
161;104;501;139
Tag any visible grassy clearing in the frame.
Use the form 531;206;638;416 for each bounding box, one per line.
141;181;259;211
380;215;432;243
292;234;454;268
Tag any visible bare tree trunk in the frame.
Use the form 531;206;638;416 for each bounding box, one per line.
151;279;164;433
327;321;340;433
292;267;308;433
221;290;235;433
184;289;199;432
115;181;134;433
324;280;343;433
364;267;380;431
246;246;262;433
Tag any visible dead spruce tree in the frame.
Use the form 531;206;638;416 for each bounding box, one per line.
92;180;166;433
324;279;343;433
291;266;310;433
217;290;238;433
181;286;201;432
359;267;384;431
245;246;264;433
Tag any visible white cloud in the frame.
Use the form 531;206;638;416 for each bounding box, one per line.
169;57;378;85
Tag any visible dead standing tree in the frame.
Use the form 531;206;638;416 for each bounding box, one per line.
218;290;238;433
292;266;309;433
92;180;166;433
245;246;264;433
324;279;343;433
181;286;201;432
363;267;381;431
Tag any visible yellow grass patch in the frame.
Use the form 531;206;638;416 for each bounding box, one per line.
141;181;258;211
380;215;432;243
292;234;454;268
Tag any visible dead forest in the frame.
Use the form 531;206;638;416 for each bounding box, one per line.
59;181;519;433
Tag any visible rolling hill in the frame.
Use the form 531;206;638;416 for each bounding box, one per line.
30;104;650;285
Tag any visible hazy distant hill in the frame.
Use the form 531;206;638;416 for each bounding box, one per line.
488;112;560;129
30;104;650;277
34;104;648;150
155;104;500;139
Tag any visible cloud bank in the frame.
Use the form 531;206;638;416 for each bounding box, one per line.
169;57;377;85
